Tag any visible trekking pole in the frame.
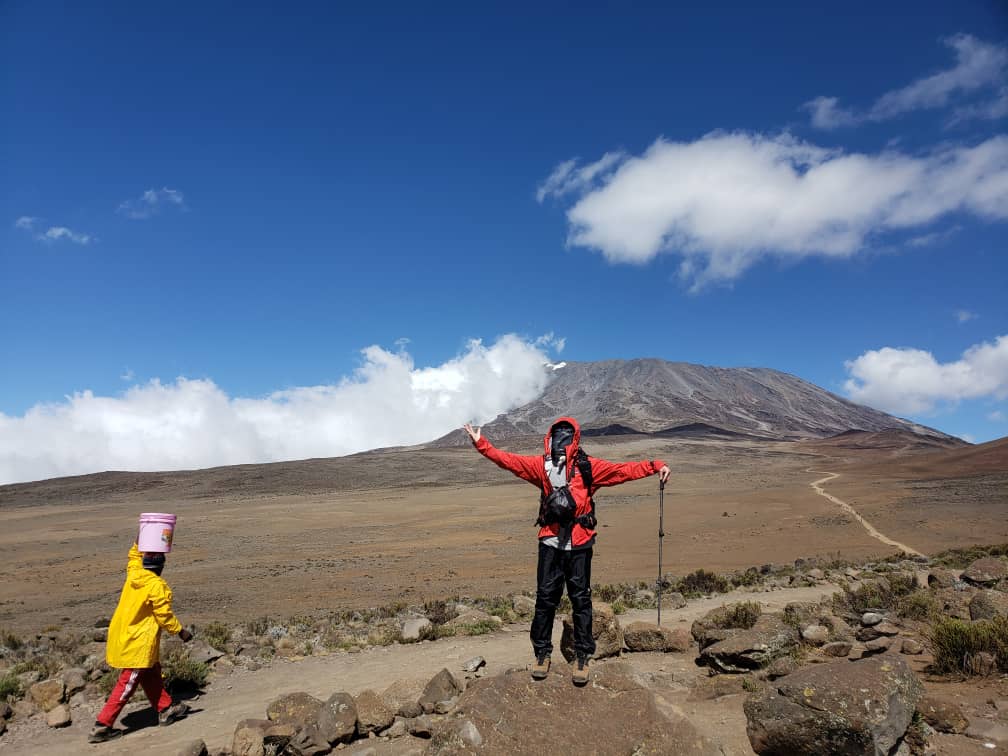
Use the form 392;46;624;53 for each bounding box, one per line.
657;479;665;626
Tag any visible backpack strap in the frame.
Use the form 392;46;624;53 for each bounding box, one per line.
573;449;596;529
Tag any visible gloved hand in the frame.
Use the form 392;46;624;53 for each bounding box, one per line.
179;628;193;643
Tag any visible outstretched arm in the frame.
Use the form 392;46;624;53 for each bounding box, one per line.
590;457;670;487
463;424;544;486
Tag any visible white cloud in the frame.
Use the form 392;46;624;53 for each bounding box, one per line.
956;310;978;323
844;334;1008;415
805;34;1008;128
989;410;1005;422
117;187;187;219
541;132;1008;287
14;216;93;245
0;334;562;485
537;152;625;203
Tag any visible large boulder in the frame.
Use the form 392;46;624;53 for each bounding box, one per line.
28;679;66;712
266;692;324;729
560;602;622;661
317;692;357;745
700;614;797;674
623;622;691;653
232;718;272;756
418;668;463;714
381;678;426;718
962;557;1008;587
744;655;923;755
511;595;536;617
969;589;1008;620
353;689;395;734
426;666;720;755
400;617;431;641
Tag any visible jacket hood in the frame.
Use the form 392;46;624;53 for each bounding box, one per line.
543;416;581;463
127;543;163;590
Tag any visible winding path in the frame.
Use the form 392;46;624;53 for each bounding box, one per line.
809;470;924;557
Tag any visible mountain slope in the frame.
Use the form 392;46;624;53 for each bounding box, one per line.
434;359;956;445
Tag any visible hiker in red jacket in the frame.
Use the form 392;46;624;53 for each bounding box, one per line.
464;417;669;685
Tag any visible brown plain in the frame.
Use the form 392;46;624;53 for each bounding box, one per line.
0;434;1005;635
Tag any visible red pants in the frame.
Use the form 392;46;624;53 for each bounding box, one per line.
96;663;172;726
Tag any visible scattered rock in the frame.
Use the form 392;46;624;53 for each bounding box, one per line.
800;625;829;645
807;569;824;581
511;595;536;617
821;641;852;658
177;740;209;756
267;692;325;729
765;657;798;680
663;591;687;609
400;618;431;641
635;589;655;604
232;718;271;756
900;639;924;655
408;714;433;738
1;702;11;720
863;638;893;655
962;557;1008;587
418;668;462;714
744;655;923;756
856;622;900;642
380;678;425;718
918;693;969;734
861;612;885;626
46;704;71;728
700;614;798;674
354;689;395;735
461;656;486;673
560;602;623;661
624;621;691;653
187;639;225;665
383;718;408;738
927;569;959;589
0;719;5;737
61;668;86;696
286;724;331;756
434;697;458;715
264;722;296;749
317;692;357;745
446;609;501;631
28;679;66;712
456;718;483;747
969;589;1008;620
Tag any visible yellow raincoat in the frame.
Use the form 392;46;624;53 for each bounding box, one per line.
106;543;183;669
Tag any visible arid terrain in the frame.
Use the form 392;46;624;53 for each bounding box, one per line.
1;433;1004;635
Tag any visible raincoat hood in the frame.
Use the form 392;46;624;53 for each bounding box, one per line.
543;416;581;465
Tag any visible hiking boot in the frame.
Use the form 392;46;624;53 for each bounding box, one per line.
572;653;591;686
87;723;121;743
531;652;551;680
158;701;190;726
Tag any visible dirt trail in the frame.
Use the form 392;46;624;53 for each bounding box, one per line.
809;471;924;557
3;585;839;756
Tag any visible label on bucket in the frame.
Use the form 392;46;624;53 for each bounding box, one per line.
161;528;173;548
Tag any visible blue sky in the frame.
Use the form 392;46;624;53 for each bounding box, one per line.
2;1;1007;483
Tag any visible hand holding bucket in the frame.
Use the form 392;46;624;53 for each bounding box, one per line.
138;513;177;553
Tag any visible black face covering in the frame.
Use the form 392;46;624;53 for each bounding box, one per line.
550;423;575;465
142;552;166;576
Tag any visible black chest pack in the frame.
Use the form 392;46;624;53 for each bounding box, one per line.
536;448;597;530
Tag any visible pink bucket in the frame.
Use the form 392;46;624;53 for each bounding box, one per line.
138;512;177;553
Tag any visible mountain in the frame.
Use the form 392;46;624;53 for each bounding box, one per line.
433;359;958;445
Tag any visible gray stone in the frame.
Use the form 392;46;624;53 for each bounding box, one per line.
807;568;824;581
969;589;1008;620
418;668;462;714
383;718;409;738
765;657;798;680
354;689;394;735
927;568;959;589
821;641;852;658
664;591;687;609
400;617;431;641
623;621;691;653
900;639;924;655
317;691;357;744
177;739;209;756
232;718;271;756
61;668;86;695
561;601;622;661
863;637;893;655
457;719;483;747
800;624;829;645
856;621;900;642
285;724;331;756
511;595;536;617
635;589;655;604
266;692;325;729
462;656;486;673
46;704;71;728
700;614;798;673
29;678;66;712
744;655;923;756
861;612;885;626
917;693;969;734
433;697;457;714
380;678;425;719
408;714;433;738
962;557;1008;586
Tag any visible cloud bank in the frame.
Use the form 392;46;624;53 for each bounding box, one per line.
539;132;1008;287
117;187;186;219
844;334;1008;415
805;34;1008;128
14;216;93;245
0;334;562;485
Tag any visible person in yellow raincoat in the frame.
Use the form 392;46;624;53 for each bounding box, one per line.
89;543;193;743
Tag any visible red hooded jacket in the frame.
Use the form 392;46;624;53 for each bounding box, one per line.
473;416;667;547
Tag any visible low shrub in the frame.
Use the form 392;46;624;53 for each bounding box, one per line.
417;623;456;642
832;574;918;616
0;673;21;702
897;591;940;621
200;622;231;650
675;569;731;597
458;619;499;636
1;628;22;650
97;669;118;696
162;649;209;693
424;600;458;626
928;616;1008;675
932;544;1008;569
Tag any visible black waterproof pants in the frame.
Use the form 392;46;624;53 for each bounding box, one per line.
530;541;595;657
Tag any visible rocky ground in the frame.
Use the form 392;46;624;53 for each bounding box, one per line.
2;553;1008;755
